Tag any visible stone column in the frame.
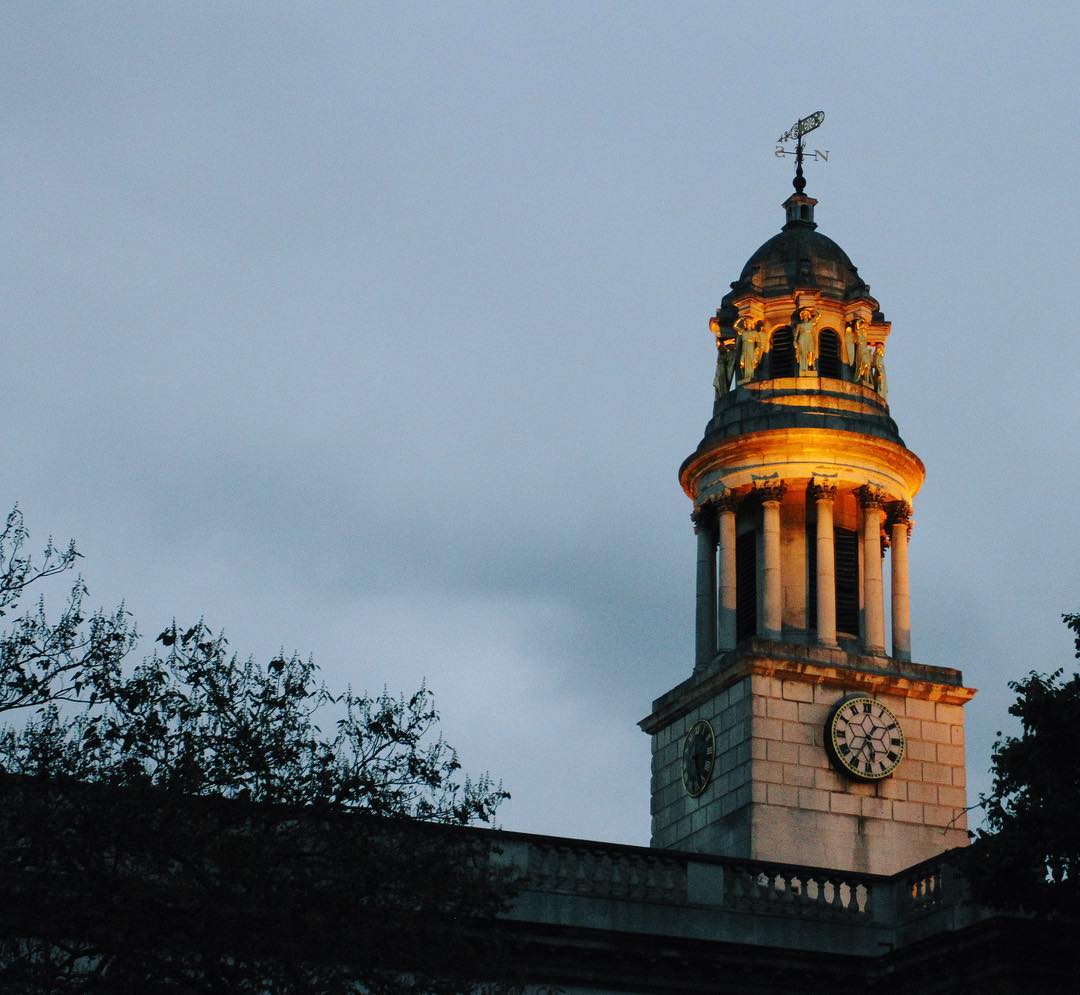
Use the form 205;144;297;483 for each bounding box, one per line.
758;483;786;640
693;505;717;668
716;494;739;652
890;502;913;661
858;485;886;654
810;481;838;647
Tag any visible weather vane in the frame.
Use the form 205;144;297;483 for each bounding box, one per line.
775;111;828;191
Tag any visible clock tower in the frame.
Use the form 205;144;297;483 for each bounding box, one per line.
640;166;975;876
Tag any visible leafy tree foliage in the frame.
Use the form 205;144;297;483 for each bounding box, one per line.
962;612;1080;917
0;510;515;993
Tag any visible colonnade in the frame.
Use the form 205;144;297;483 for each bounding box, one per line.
693;484;913;667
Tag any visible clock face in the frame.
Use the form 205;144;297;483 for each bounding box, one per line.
682;720;716;797
825;694;905;781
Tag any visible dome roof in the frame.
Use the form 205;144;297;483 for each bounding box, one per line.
720;193;876;308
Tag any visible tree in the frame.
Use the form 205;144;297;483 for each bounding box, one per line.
0;510;516;993
961;612;1080;918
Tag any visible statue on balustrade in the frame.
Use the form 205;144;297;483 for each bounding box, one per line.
794;306;819;375
872;343;888;400
853;321;874;388
709;315;738;396
843;319;858;368
736;316;765;384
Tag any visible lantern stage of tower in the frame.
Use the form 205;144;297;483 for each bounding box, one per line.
641;175;975;877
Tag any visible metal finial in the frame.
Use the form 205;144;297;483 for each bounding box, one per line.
775;111;827;190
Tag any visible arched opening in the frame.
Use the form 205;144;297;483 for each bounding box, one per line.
769;327;795;379
818;328;842;379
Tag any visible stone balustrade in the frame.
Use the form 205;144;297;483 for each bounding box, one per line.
494;830;990;958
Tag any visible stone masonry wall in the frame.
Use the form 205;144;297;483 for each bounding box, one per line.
650;676;753;853
649;667;968;874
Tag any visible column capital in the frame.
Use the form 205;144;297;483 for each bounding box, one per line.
711;491;740;514
888;501;914;536
808;480;837;503
691;505;716;533
857;484;886;510
754;481;787;504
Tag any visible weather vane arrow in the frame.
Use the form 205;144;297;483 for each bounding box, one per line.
774;111;828;191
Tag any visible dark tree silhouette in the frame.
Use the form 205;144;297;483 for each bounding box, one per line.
0;510;515;993
961;612;1080;918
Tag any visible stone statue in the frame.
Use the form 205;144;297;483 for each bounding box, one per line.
843;320;858;367
853;322;874;387
709;316;738;395
871;342;888;400
736;316;762;383
794;306;819;375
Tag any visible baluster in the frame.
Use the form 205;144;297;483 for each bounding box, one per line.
593;852;610;896
643;859;658;897
611;856;626;898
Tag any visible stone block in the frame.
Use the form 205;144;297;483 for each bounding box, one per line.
898;760;923;782
735;741;751;765
781;680;814;703
798;744;830;768
783;763;814;787
921;722;951;745
766;740;799;765
951;725;964;745
907;782;938;804
937;785;967;808
877;693;906;717
923;805;954;828
906;739;936;762
721;704;743;732
797;701;829;726
952;766;966;787
730;762;751;788
923;763;952;785
728;678;748;703
766;697;799;721
814;768;843;792
751;738;767;760
755;760;784;784
751;781;767;803
830;792;861;816
767;782;799;807
716;746;738;775
901;718;922;740
880;778;907;800
782;720;815;745
756;716;783;741
751;695;767;717
798;787;829;812
861;796;891;820
814;684;844;705
894;801;924;824
847;781;875;797
751;674;781;698
936;744;964;766
904;697;936;721
935;702;965;724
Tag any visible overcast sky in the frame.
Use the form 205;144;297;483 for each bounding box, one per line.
2;2;1078;845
